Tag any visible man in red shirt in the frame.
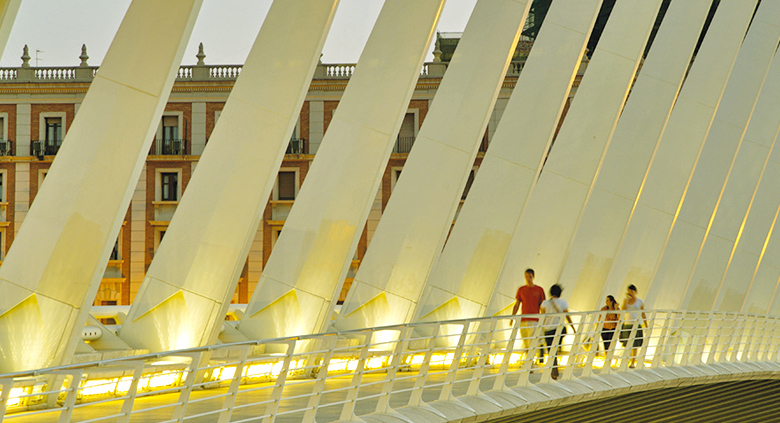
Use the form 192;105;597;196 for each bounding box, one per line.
512;268;545;361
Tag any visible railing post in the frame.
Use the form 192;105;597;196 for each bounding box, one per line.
337;330;372;422
303;335;338;422
56;370;84;423
117;360;147;423
264;340;297;423
438;321;469;400
217;346;250;423
407;324;439;407
467;318;498;394
172;351;204;423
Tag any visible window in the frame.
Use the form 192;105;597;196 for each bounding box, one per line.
45;117;62;142
394;112;417;153
462;169;476;200
161;172;178;201
162;116;179;141
110;236;120;260
0;116;4;139
0;172;5;202
277;171;296;200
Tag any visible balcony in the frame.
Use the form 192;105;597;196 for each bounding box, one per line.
286;138;305;154
393;136;416;154
150;138;186;156
31;139;61;157
0;139;13;156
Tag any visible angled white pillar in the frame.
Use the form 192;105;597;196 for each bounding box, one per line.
556;0;717;312
487;0;662;316
648;0;779;311
333;0;531;332
238;0;445;342
118;0;340;353
413;0;601;324
599;0;758;310
0;0;20;54
710;50;780;313
0;0;202;372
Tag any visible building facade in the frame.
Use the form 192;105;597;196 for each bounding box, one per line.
0;40;584;309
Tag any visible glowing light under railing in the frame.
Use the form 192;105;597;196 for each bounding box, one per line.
365;356;386;370
80;379;118;397
487;353;523;366
6;387;28;407
116;377;133;393
144;370;180;389
218;366;236;381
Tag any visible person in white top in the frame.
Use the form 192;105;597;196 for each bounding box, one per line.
620;284;648;369
539;284;575;380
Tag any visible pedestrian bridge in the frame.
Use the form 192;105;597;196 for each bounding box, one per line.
1;309;777;423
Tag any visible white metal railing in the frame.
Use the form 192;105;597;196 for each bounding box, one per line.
2;309;777;422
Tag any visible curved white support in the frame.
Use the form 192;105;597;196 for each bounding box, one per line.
599;0;758;311
333;0;532;332
557;0;715;311
648;0;779;311
238;0;446;342
488;0;662;316
118;0;339;353
413;0;601;325
0;0;20;55
0;0;202;372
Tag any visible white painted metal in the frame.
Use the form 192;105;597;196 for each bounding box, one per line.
3;309;779;422
488;0;662;316
600;0;758;311
238;0;446;342
559;0;725;312
0;0;20;56
118;0;340;353
708;39;780;313
0;0;202;373
650;0;780;312
415;0;601;327
334;0;531;333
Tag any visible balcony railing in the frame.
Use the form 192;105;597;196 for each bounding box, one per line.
393;136;416;153
150;138;186;156
31;139;61;157
0;59;528;85
286;138;305;154
2;309;779;422
0;139;13;156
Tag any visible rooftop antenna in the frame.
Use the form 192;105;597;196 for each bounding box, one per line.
35;49;42;67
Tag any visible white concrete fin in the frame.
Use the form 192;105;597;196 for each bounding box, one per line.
335;0;532;331
598;0;758;312
651;0;780;311
488;0;663;316
0;0;203;372
557;0;715;311
416;0;602;324
118;0;339;353
239;0;446;341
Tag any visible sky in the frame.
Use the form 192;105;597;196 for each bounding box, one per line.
0;0;479;67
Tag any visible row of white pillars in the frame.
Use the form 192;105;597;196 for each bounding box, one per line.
7;0;780;372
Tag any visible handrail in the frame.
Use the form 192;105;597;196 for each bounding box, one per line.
3;309;776;422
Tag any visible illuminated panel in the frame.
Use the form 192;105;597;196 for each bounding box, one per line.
414;0;602;325
0;0;203;372
599;0;758;311
559;0;725;312
488;0;662;316
650;0;780;311
333;0;532;332
118;0;339;353
707;45;780;312
238;0;445;342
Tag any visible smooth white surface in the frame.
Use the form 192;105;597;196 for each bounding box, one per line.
651;0;780;312
600;0;758;311
0;0;202;372
0;0;19;57
488;0;662;316
708;47;780;313
334;0;531;332
118;0;339;352
415;0;601;325
556;0;712;312
238;0;445;342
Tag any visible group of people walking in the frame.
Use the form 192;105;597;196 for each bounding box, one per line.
512;268;648;379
